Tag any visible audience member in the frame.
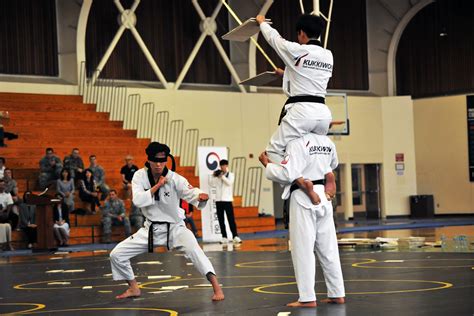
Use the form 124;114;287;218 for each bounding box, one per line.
209;159;241;244
0;111;18;148
129;203;144;231
181;200;198;238
3;168;18;198
120;155;138;196
0;179;18;229
63;148;85;180
88;155;110;200
53;195;70;246
101;189;131;243
19;200;37;249
0;223;13;251
79;169;100;214
39;148;62;190
56;168;75;211
0;157;6;179
3;168;20;224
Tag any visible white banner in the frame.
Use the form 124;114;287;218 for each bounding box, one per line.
197;147;230;242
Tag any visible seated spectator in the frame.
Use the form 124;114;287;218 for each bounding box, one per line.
79;169;100;214
19;199;37;249
101;189;131;243
0;223;13;251
0;157;6;179
56;168;75;211
3;168;20;225
88;155;109;201
0;179;18;230
120;155;138;197
129;203;144;231
181;200;198;238
39;148;62;190
53;195;70;247
3;168;18;197
0;111;18;148
63;148;84;180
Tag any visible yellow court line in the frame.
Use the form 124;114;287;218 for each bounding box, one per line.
140;275;296;291
236;258;373;269
14;276;181;291
253;279;453;295
18;307;177;315
352;258;474;269
0;303;46;315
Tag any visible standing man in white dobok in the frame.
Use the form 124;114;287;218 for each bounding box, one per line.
109;142;224;301
259;133;345;308
256;14;336;204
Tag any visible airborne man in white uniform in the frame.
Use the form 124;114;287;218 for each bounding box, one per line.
256;14;336;204
259;133;345;308
110;142;224;301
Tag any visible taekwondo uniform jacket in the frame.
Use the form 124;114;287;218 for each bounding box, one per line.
132;168;207;223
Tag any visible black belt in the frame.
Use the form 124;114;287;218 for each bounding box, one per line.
289;179;325;194
147;220;171;253
278;95;326;125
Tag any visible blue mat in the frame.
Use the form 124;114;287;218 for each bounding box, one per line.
238;219;474;240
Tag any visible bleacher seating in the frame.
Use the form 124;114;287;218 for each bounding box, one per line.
0;92;275;247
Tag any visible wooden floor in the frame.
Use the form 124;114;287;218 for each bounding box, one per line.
0;245;472;315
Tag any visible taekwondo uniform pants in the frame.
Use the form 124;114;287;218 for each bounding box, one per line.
289;185;345;302
266;101;332;163
110;220;215;281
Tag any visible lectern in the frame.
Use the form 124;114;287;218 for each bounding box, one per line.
24;193;60;251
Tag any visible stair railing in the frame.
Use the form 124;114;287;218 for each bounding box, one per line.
78;61;263;208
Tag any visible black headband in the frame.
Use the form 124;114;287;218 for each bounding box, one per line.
148;156;168;163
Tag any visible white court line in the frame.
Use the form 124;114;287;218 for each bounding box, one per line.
159;286;189;290
147;275;172;279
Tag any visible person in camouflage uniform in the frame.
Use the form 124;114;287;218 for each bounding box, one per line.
38;148;62;190
63;148;85;180
101;189;131;243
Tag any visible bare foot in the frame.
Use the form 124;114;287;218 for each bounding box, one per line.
116;287;141;299
320;297;345;304
208;273;225;301
303;180;321;205
286;301;317;308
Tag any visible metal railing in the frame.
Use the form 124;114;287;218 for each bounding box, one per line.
168;120;184;158
199;138;214;147
153;111;170;143
244;166;263;207
181;129;199;167
78;61;263;208
137;102;155;138
231;157;246;197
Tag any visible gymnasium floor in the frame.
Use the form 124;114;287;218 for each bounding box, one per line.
0;225;473;316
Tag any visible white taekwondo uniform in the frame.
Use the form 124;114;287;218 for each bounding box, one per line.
110;167;215;281
265;133;345;302
260;22;333;163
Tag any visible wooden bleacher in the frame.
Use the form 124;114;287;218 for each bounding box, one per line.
0;92;275;247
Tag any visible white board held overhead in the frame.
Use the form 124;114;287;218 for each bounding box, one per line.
222;18;271;42
239;71;280;86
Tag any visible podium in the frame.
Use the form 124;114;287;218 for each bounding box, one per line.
24;193;60;251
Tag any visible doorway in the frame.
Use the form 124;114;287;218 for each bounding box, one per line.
352;164;381;219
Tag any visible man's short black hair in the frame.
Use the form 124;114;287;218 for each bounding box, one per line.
219;159;229;166
46;147;54;153
295;14;325;39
